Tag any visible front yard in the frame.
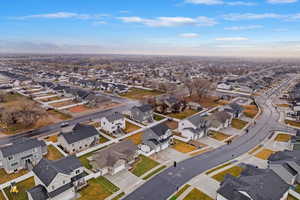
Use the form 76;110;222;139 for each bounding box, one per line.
167;109;198;120
209;131;230;141
127;132;144;145
231;118;248;130
183;188;213;200
172;140;197;153
0;169;28;184
78;177;119;200
285;120;300;128
255;148;275;160
130;155;160;177
274;133;291;142
120;88;163;100
4;177;35;200
46;145;64;160
212;166;244;182
123;121;141;134
154;114;165;121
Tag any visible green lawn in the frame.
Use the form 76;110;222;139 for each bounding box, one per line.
154;114;166;121
130;155;160;177
111;192;125;200
99;136;110;143
169;185;191;200
168;109;198;120
183;188;213;200
231;118;248;130
78;177;119;200
212;166;244;182
143;165;166;180
4;177;35;200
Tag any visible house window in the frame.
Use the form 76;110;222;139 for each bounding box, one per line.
11;162;18;167
76;169;80;174
8;156;13;160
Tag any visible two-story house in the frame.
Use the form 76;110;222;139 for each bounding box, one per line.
0;137;47;174
58;123;100;154
223;103;245;118
142;123;172;154
178;113;211;141
130;104;154;124
27;156;87;200
100;112;126;136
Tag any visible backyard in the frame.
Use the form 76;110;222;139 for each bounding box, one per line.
78;177;119;200
167;109;198;119
123;121;141;134
0;169;28;184
4;177;35;200
46;145;64;160
121;88;163;100
130;155;160;177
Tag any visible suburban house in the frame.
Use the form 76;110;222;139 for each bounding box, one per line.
217;165;290;200
89;140;138;175
206;111;233;131
268;150;300;185
217;82;232;90
100;112;126;136
27;156;87;200
141;123;172;154
130;104;154;124
58;123;100;154
223;103;245;118
178;113;211;141
0;137;47;174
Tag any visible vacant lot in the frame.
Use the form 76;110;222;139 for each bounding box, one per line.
79;177;119;200
123;121;141;133
274;133;291;142
4;177;35;200
168;109;198;119
209;131;230;141
121;88;163;100
183;188;213;200
212;166;243;182
131;155;160;177
231;118;248;130
39;96;61;102
46;145;64;160
255;148;275;160
50;100;77;108
0;169;28;184
68;105;90;113
47;110;72;120
172;140;197;153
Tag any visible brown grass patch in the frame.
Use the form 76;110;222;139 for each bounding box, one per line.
209;131;230;141
45;145;64;160
255;148;275;160
163;120;179;130
172;139;197;153
274;134;291;142
68;105;89;113
127;132;144;145
123;121;141;133
0;169;28;184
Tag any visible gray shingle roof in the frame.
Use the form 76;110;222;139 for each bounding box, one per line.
147;123;170;137
105;112;124;122
0;137;46;158
33;156;82;186
60;123;99;144
27;185;49;200
133;104;152;112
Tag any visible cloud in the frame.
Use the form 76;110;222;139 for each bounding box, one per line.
223;13;284;20
179;33;200;38
184;0;256;5
224;25;263;30
118;16;217;27
215;37;249;41
267;0;298;4
13;12;108;20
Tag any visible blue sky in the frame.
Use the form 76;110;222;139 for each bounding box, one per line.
1;0;300;57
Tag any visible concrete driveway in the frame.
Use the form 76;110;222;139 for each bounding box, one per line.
105;170;142;191
150;148;190;163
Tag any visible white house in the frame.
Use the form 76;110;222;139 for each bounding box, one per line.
217;82;232;90
100;112;125;135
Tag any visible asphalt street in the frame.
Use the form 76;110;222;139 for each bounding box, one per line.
123;79;296;200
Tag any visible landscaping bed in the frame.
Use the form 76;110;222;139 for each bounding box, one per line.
231;118;248;130
212;166;243;182
130;155;160;177
4;177;35;200
78;177;119;200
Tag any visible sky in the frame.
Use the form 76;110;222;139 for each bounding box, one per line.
1;0;300;57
